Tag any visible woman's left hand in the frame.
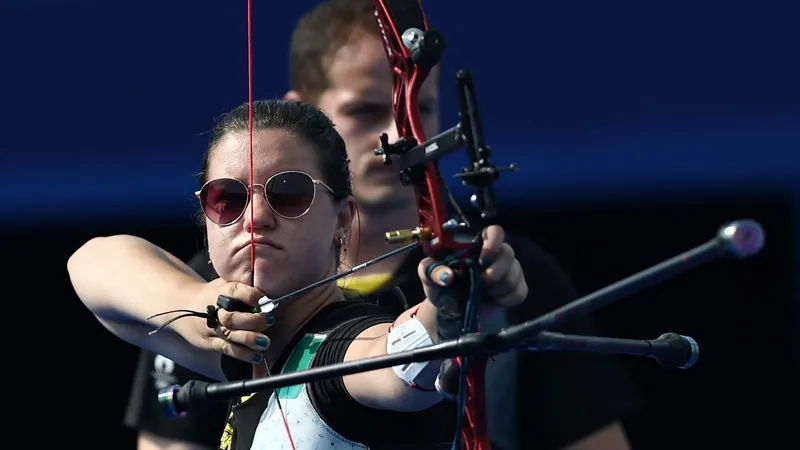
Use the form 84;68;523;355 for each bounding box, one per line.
419;224;528;311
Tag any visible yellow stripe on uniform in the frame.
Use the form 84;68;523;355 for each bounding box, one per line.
337;272;393;296
219;394;255;450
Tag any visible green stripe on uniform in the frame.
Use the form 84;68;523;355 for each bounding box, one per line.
276;334;326;399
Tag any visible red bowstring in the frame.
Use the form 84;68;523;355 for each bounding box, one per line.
246;1;295;448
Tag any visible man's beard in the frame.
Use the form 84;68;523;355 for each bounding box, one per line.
354;185;417;217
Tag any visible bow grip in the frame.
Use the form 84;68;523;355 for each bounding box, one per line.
433;265;475;342
432;262;477;403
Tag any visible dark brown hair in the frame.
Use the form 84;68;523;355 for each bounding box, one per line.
289;0;379;102
199;99;351;200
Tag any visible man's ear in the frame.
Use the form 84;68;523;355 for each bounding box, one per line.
284;90;303;102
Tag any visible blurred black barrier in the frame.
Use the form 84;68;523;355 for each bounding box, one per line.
499;190;796;449
5;189;794;449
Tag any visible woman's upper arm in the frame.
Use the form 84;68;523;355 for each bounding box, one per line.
340;323;397;406
308;318;457;446
342;322;442;412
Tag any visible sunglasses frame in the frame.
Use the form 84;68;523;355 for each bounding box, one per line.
196;170;335;225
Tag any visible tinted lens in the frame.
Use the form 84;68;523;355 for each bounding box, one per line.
266;172;316;218
200;178;249;225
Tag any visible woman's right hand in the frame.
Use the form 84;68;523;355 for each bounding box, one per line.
183;278;273;365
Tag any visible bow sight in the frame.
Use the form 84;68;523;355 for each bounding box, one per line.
377;70;519;244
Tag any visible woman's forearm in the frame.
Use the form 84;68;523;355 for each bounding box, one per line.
343;300;444;412
68;235;232;381
346;299;500;412
388;300;442;384
68;234;205;330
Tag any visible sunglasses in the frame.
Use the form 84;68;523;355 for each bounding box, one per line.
196;170;335;225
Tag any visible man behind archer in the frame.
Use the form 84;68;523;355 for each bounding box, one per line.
123;1;642;449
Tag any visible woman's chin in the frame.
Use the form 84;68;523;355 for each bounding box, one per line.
252;271;298;299
252;270;277;290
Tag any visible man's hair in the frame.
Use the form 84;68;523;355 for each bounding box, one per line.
289;0;380;102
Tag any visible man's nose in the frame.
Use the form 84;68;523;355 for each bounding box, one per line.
380;121;401;144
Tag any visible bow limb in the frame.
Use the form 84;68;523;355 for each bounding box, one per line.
371;0;457;255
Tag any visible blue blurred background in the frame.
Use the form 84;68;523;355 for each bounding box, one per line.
3;0;799;220
2;0;797;448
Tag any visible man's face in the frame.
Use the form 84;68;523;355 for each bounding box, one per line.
314;32;440;211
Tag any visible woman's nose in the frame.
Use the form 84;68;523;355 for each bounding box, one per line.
242;187;276;232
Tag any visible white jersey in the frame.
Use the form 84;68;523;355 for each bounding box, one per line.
249;333;369;450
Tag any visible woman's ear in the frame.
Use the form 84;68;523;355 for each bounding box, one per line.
335;196;357;247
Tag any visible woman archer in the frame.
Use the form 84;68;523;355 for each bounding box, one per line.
68;98;528;449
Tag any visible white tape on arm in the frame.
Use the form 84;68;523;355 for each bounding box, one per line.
386;316;435;386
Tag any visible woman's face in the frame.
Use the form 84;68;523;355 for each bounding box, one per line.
204;128;353;298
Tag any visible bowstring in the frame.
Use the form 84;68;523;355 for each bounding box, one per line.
246;1;295;448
